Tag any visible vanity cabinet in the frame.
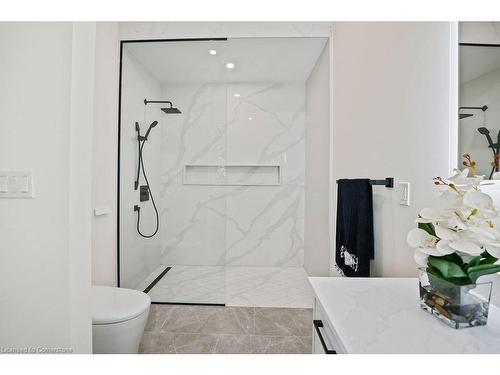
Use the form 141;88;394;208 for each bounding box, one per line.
309;277;500;354
312;298;343;354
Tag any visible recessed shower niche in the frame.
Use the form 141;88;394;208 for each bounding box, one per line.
118;37;331;306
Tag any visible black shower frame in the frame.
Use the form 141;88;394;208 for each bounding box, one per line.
116;38;228;297
459;43;500;47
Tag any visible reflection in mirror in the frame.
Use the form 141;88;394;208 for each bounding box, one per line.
459;44;500;179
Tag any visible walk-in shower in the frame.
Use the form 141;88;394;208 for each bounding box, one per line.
118;37;331;307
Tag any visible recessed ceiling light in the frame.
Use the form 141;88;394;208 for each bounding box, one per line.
226;62;235;69
234;93;240;97
209;49;217;55
248;117;253;121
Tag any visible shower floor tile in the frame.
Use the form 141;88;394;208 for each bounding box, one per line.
147;265;225;305
142;265;313;308
225;266;313;308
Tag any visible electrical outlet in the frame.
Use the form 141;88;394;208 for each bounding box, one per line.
399;182;410;206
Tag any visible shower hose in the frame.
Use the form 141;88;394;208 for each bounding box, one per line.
135;138;159;238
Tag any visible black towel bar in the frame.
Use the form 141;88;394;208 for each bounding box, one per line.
336;177;394;188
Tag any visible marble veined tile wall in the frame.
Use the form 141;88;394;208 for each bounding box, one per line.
159;82;305;267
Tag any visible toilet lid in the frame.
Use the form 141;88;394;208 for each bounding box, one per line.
92;285;151;324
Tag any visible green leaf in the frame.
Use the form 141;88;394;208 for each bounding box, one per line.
468;265;500;283
440;252;464;266
467;263;500;274
418;222;436;236
426;265;472;285
426;264;444;279
428;256;468;279
479;251;499;266
465;256;482;271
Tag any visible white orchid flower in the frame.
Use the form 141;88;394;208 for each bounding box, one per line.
418;207;451;223
483;242;500;258
434;225;458;241
409;166;500;268
435;189;463;209
446;215;469;230
436;239;455;255
463;189;494;210
448;239;483;256
468;225;499;241
414;249;429;266
407;228;441;256
448;168;483;188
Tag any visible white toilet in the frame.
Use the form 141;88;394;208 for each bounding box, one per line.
91;285;151;354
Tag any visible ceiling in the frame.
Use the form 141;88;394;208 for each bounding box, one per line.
125;37;328;83
460;45;500;84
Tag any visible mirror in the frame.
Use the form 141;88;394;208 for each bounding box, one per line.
459;44;500;179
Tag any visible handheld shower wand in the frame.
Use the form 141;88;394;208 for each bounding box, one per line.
144;120;158;139
134;121;160;238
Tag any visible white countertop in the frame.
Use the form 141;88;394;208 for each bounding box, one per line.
308;277;500;354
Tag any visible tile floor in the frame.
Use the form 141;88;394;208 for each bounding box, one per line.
138;265;313;308
139;304;313;354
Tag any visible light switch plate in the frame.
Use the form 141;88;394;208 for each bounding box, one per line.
0;171;34;198
399;182;410;206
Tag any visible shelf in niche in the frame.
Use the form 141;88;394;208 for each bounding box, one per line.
183;164;281;186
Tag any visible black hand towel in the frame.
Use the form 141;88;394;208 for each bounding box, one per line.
335;179;374;277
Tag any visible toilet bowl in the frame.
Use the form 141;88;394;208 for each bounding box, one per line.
91;285;151;354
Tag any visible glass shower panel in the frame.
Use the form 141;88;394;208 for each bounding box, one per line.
119;40;228;305
119;37;328;306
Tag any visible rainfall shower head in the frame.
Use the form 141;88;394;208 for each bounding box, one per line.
144;99;182;114
161;106;182;114
161;107;182;114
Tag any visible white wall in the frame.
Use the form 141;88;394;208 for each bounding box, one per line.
68;22;96;353
119;22;332;40
304;43;331;277
0;22;94;352
92;22;119;287
331;22;455;277
119;49;163;288
460;22;500;44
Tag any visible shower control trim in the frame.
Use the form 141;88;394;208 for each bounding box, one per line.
140;185;150;202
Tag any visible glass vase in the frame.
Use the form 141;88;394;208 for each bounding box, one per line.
418;268;492;329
